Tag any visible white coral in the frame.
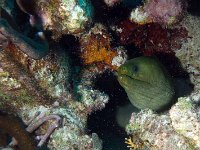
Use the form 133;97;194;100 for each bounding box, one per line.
170;97;200;148
126;109;192;150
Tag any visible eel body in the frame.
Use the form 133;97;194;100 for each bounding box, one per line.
117;56;175;111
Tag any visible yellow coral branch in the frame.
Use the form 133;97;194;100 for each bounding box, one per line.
125;136;144;150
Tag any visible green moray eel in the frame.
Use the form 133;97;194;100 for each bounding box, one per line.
117;56;175;111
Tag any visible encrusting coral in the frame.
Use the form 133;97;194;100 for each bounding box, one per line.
170;97;200;148
144;0;187;25
80;24;118;70
114;20;188;56
80;23;127;71
75;66;109;113
33;0;93;38
174;14;200;97
126;109;195;150
130;0;187;25
125;95;200;150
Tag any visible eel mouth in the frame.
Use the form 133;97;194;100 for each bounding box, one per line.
117;73;150;86
117;73;135;87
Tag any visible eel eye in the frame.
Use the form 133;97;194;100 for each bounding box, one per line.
132;65;139;72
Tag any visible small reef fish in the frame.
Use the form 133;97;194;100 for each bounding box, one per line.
117;56;175;111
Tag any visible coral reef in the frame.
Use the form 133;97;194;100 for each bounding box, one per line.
79;23;127;71
143;0;186;24
0;1;48;59
36;0;93;38
174;14;200;98
92;133;103;150
129;7;149;25
126;109;194;149
0;42;70;102
126;96;200;149
111;46;127;68
114;20;188;56
75;66;109;113
80;24;118;70
113;19;189;77
18;104;103;150
0;51;53;112
130;0;187;25
0;45;105;149
26;113;62;147
0;22;105;150
170;97;200;148
15;0;94;38
125;13;200;150
0;0;200;149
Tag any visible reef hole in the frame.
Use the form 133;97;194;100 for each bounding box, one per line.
86;71;138;150
91;0;130;25
188;0;200;16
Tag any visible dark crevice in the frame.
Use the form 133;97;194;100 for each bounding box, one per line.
187;0;200;16
86;71;137;150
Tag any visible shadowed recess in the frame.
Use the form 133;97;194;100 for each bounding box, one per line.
187;0;200;16
91;0;130;25
87;71;137;150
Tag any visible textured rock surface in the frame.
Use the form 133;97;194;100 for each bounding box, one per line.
126;109;193;150
175;14;200;101
125;14;200;150
37;0;93;38
170;97;200;149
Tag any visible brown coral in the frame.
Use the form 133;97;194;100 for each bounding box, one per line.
5;42;59;74
0;112;36;150
80;24;118;70
116;20;188;56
